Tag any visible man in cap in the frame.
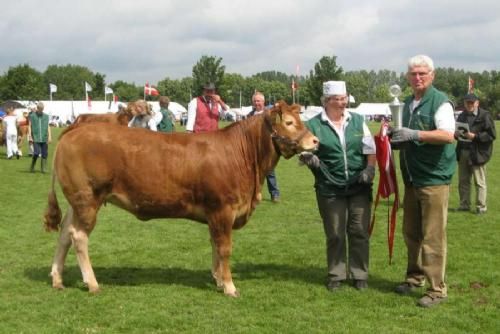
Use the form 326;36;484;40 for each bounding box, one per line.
390;55;456;308
454;93;496;214
300;80;376;292
186;82;229;133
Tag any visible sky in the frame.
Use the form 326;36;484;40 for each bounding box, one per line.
1;0;499;85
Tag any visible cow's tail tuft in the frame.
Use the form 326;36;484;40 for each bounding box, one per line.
43;165;62;232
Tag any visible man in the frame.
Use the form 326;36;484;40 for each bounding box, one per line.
28;102;52;173
157;96;176;133
186;82;229;133
391;55;456;308
248;92;281;202
455;93;496;214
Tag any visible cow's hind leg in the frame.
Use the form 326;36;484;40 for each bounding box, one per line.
208;208;239;297
50;207;75;289
70;199;101;293
210;238;224;290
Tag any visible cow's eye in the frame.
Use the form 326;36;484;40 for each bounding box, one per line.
285;121;293;126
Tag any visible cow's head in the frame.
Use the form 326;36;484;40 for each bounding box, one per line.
126;100;150;116
268;100;319;159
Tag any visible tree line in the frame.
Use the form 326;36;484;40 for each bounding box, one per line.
1;55;499;117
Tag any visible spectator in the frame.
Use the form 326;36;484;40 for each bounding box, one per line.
300;81;376;292
3;107;21;159
391;55;456;308
157;96;176;133
128;100;157;131
454;93;496;214
248;91;281;202
186;82;229;133
28;102;52;173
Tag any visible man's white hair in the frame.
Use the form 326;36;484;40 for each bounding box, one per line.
252;91;265;101
408;54;435;72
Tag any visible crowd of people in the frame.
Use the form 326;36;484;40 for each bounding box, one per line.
0;54;496;308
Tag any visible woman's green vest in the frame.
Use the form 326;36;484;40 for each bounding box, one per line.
306;112;367;197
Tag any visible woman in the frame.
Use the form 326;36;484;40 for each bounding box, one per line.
300;81;376;291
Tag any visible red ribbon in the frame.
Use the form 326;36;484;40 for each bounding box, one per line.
370;121;399;264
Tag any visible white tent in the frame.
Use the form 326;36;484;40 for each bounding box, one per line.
353;103;391;119
15;100;188;123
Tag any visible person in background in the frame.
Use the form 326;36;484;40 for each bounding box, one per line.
3;107;21;159
157;96;176;133
300;81;376;292
249;91;281;202
454;93;496;214
28;102;52;173
186;82;229;133
128;100;157;131
390;54;456;308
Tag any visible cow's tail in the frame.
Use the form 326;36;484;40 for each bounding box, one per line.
43;158;62;232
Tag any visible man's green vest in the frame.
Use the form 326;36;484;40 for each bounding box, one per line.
29;112;49;142
400;86;456;187
157;108;175;133
306;112;367;197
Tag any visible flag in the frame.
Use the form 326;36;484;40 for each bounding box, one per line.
370;121;399;264
113;94;118;102
291;79;298;91
144;82;159;96
468;76;475;94
49;83;57;93
105;86;113;95
85;82;92;92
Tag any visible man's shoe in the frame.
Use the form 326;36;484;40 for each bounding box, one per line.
354;280;368;290
326;280;342;292
395;282;419;295
271;196;280;203
417;295;447;308
476;207;487;214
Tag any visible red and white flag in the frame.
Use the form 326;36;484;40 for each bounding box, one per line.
468;76;475;93
291;79;298;91
370;121;399;264
144;82;159;96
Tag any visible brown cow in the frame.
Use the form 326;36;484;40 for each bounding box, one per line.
72;100;146;126
44;101;318;297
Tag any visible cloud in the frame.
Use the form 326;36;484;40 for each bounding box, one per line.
1;0;499;84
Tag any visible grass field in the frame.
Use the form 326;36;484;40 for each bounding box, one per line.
0;122;499;333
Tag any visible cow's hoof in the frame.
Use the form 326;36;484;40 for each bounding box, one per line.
225;290;240;298
88;286;101;294
52;283;65;290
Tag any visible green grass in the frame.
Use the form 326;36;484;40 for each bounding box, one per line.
0;123;499;333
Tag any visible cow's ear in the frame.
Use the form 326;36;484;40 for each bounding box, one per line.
290;104;301;114
270;106;282;125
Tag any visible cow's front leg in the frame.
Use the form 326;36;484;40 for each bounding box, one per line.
208;212;239;297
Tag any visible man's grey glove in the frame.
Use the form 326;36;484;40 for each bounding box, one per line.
358;165;375;184
298;152;320;169
391;127;420;143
